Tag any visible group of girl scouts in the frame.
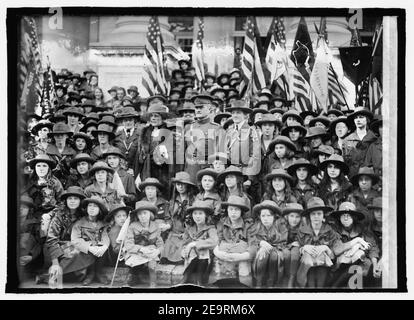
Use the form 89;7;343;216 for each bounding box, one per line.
18;65;384;289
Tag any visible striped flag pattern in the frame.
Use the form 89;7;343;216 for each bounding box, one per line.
286;57;312;112
192;17;205;85
240;16;266;97
141;16;168;97
19;17;43;114
328;64;348;105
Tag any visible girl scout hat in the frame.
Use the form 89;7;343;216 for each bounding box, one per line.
217;165;248;183
367;197;382;210
116;107;140;120
131;200;158;216
258;88;273;99
253;200;282;217
81;112;100;124
330;202;365;222
226;100;253;114
221;195;250;213
309;115;331;128
267;136;297;155
303;197;332;216
312;144;335;157
106;202;132;222
187;200;214;215
72;132;93;149
48;123;73;137
139;177;163;191
326;108;344;117
20;195;34;208
82;195;108;215
171;171;196;187
350;166;379;186
63;106;85;119
98;115;118;128
29;154;56;170
196;168;218;182
91;123;116;140
31;120;54;136
213;112;232;125
89;161;115;176
319;154;349;175
255;113;283;128
70;153;95;169
348;106;374;122
329;116;353;133
287;158;318;176
265;168;294;185
80;120;98;133
143;104;171;121
60;186;86;201
107;86;119;94
102;147;126;160
300;110;318;119
280;121;307;137
282;203;304;216
282;109;303;125
304;126;329;140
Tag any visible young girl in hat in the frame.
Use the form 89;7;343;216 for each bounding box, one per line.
84;161;121;213
90;123;117;161
281;203;304;288
71;195;110;285
317;154;353;214
348;167;380;225
330;116;352;155
251;200;287;288
263;136;297;175
181;200;218;286
124;201;164;287
161;172;197;264
25;120;54;161
217;166;252;221
211;195;256;287
310;145;335;185
194;168;222;224
287;158;318;210
262;169;297;209
296;197;342;288
328;202;379;288
67;153;95;189
71;132;93;155
281;121;307;159
140;177;171;241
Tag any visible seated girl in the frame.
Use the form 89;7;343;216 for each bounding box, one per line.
262;168;297;208
194;168;222;223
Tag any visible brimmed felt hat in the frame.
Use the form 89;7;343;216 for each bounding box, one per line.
69;73;81;80
229;68;241;77
72;132;93;148
81;112;100;124
251;107;270;117
70;153;95;169
147;95;168;105
319;154;349;175
106;202;132;222
281;121;307;137
92;123;116;140
187;200;214;215
177;102;196;114
267;136;297;155
265;168;294;185
83;68;96;76
89;161;114;176
66;95;81;104
330;202;365;221
303;197;333;216
368;197;382;210
282;109;303;124
348;106;374;122
221;195;250;213
223;118;234;130
127;85;139;94
214;112;232;124
29;154;56;170
131;200;158;216
139;177;163;191
144;104;171;120
116;106;140;120
229;79;241;87
31;120;54;136
102;147;126;160
312;144;335;157
80;120;98;133
98;111;114;119
287;158;318;176
60;186;86;201
350;166;379;186
258;88;273;99
330;116;353;133
254;100;271;110
253;200;282;217
210;86;226;96
81;99;96;108
326;108;344;117
226;100;252;114
304;126;329;140
98;115;117;128
171;171;196;187
269;107;285;115
255;113;283;128
82;196;108;215
309;115;331;128
20;195;34;207
191;94;214;105
217;73;230;84
107;86;119;94
48;123;73;137
271;95;288;106
217;165;247;183
208;152;229;165
282;203;304;216
196;168;218;182
300;110;319;119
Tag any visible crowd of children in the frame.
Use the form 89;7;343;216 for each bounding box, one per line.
18;63;384;289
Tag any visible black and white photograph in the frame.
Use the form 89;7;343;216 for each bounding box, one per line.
4;2;406;295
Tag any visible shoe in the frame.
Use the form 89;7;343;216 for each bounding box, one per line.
35;274;48;285
82;269;95;286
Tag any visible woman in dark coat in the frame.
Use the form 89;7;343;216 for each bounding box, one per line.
66;153;95;189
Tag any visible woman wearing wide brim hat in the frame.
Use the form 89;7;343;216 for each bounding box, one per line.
329;115;354;134
69;152;95;169
252;199;282;218
326;108;344;118
48;123;74;138
280;121;307;137
282;202;304;216
142;103;172;121
79;120;98;135
31;120;54;136
329;201;365;222
171;171;197;187
265;168;294;185
217;73;231;85
282;109;303;125
63;106;85;119
266;135;297;156
347;106;374;122
28;154;57;170
213;112;232;126
72;132;94;151
303;127;330;149
302;196;333;216
60;186;86;202
139;177;164;192
217;165;248;184
196;168;218;183
81;112;100;125
89;160;115;177
91;123;116;141
319;154;350;175
287;158;318;177
102;147;126;160
130;200;158;218
221;194;250;214
255;113;283;129
308;115;331;129
186;200;214;216
98;115;118;129
350;166;379;186
81;195;108;216
115;106;140;120
105;202;132;223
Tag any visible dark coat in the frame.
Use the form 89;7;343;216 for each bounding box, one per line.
46;144;76;188
25;176;64;215
318;180;353;211
364;137;382;177
112;127;141;174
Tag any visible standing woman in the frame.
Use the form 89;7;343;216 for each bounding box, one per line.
24;154;63;218
67;153;95;189
330;116;352;155
161;172;197;265
90;123;117;161
262;169;297;209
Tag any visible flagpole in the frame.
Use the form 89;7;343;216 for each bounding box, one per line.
110;231;127;287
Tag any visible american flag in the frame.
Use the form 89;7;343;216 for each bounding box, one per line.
19;17;43;115
328;64;348;106
192;17;205;88
141;16;169;97
287;57;312;112
240;16;266;97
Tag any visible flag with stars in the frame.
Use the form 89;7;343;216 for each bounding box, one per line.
19;17;43;115
141;16;168;97
192;17;205;86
